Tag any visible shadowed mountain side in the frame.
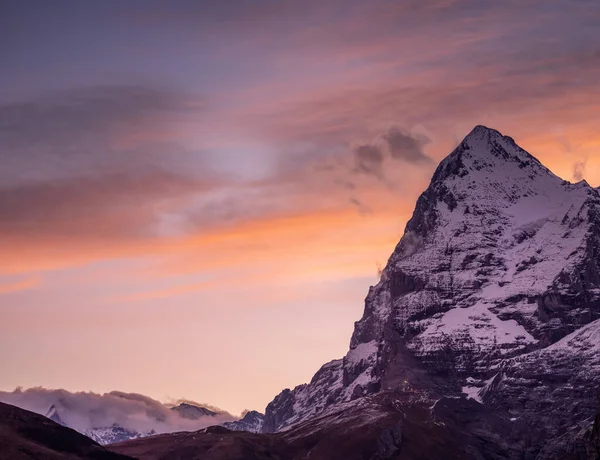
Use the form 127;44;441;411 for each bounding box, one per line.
560;399;600;460
0;402;134;460
109;391;524;460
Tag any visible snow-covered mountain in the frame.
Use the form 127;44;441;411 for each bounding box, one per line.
40;400;263;444
263;125;600;458
84;424;154;445
170;402;217;419
42;404;155;444
223;410;264;433
45;404;66;426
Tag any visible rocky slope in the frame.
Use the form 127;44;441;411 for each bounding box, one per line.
223;410;264;433
263;126;600;458
111;390;506;460
0;402;133;460
560;399;600;460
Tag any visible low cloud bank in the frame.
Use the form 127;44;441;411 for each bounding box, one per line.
0;387;236;434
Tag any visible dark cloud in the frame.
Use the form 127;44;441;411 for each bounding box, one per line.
0;85;204;186
0;86;216;242
383;127;432;164
347;127;432;182
349;196;371;214
354;144;384;176
0;169;213;241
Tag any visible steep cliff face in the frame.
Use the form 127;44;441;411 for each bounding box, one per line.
263;126;600;456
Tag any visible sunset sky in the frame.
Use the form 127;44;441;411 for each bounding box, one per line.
1;0;599;415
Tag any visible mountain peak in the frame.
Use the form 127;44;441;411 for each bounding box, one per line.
223;410;264;433
170;402;217;419
465;124;502;140
430;125;550;188
45;404;66;426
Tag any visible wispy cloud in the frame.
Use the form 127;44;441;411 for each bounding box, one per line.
0;277;39;295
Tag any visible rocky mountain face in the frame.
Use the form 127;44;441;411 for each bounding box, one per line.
223;410;264;433
263;126;600;458
561;400;600;460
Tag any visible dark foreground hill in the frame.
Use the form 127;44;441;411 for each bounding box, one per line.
0;402;134;460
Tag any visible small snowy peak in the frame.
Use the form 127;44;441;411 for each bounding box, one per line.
223;410;264;433
430;125;553;190
45;404;66;426
84;424;154;445
460;125;549;176
170;403;217;419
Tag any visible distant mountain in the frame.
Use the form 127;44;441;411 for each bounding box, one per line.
83;423;155;446
45;403;66;426
223;410;264;433
170;402;217;419
39;400;257;444
169;402;265;434
262;126;600;459
40;403;155;445
0;401;133;460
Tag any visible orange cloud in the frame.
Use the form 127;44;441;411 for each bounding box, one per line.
0;277;39;295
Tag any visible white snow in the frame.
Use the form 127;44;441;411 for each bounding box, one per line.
542;318;600;355
461;386;483;403
346;340;378;365
418;302;536;351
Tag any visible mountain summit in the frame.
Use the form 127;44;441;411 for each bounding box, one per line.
45;404;66;427
263;126;600;458
170;403;218;419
